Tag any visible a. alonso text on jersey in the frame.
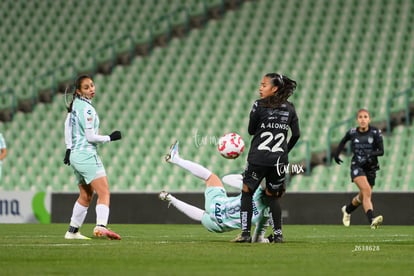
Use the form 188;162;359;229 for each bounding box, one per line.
260;122;289;130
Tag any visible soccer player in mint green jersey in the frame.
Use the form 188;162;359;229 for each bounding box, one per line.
0;133;7;180
160;141;271;243
63;75;122;240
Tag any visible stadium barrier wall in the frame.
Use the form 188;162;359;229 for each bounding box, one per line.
0;192;51;223
51;192;414;225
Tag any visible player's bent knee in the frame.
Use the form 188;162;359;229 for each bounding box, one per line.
265;179;286;198
265;188;285;198
206;173;223;187
242;184;254;194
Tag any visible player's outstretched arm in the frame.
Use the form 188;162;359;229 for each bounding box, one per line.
221;174;243;189
252;214;270;243
84;129;122;143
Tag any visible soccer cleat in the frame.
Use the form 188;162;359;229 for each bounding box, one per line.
231;234;252;243
64;231;91;240
273;234;284;243
159;191;172;202
370;215;383;229
267;234;284;243
93;225;121;240
159;191;173;208
165;140;179;163
341;205;351;227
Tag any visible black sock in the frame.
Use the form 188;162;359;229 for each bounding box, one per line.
266;196;282;236
240;190;253;237
68;226;79;233
366;209;374;223
346;203;359;214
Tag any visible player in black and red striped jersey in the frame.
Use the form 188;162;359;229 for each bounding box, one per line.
234;73;300;243
334;108;384;229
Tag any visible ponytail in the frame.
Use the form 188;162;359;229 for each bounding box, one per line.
260;73;297;108
65;85;76;113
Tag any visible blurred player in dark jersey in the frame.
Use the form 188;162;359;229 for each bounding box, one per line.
334;108;384;229
234;73;300;243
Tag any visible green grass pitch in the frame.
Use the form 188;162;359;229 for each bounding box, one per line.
0;224;413;275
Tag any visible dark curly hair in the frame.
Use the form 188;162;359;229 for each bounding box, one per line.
260;73;297;108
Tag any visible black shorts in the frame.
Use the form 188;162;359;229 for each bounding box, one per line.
242;162;286;196
350;164;377;186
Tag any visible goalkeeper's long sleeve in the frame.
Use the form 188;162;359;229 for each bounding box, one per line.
252;214;270;242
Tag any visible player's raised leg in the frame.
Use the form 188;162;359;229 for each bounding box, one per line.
165;140;212;181
354;176;383;228
341;194;362;227
159;191;204;221
341;205;351;227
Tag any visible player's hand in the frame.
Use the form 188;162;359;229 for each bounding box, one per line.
109;130;122;141
63;149;71;165
334;155;343;165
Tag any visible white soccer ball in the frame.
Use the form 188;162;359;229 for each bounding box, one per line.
217;132;245;159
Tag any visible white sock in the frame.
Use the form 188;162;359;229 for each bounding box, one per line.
169;196;204;221
96;204;109;226
174;156;212;181
69;201;88;228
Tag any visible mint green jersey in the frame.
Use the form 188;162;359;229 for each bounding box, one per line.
70;97;100;154
201;187;268;233
69;97;107;184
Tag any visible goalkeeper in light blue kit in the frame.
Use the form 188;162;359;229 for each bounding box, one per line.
159;141;271;243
